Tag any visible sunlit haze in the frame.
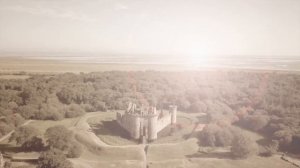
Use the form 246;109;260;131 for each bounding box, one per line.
1;2;300;167
0;0;300;63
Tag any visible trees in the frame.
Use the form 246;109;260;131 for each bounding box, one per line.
9;125;43;151
273;129;293;146
1;70;300;155
4;114;25;127
21;136;44;151
231;133;258;158
17;105;39;119
45;126;73;151
199;124;234;147
19;88;33;105
239;114;270;131
215;128;234;147
37;149;73;168
0;122;12;138
45;125;82;158
3;161;11;168
38;103;63;121
91;101;107;112
260;140;279;157
199;124;219;146
56;87;75;105
9;125;40;145
176;97;190;111
189;101;207;113
66;142;83;158
65;104;85;118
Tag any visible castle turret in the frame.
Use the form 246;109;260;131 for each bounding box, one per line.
148;106;157;115
117;102;178;142
131;116;141;139
148;115;158;140
153;107;157;115
170;105;177;124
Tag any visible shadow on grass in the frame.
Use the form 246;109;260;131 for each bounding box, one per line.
257;137;300;155
197;115;209;124
0;144;23;153
90;120;132;139
256;138;272;146
157;116;193;139
0;144;46;155
157;124;179;138
186;151;234;159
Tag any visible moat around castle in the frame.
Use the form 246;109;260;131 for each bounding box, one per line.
116;103;177;142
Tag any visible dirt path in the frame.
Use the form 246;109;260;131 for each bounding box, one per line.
72;112;201;168
70;112;146;168
280;154;300;167
74;112;146;148
73;112;109;146
70;159;94;168
144;145;149;168
0;120;33;143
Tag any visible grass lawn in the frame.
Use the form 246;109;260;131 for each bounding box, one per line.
147;138;199;161
27;116;80;133
148;155;295;168
71;158;144;168
72;129;146;168
233;125;264;141
87;111;138;146
11;162;36;168
12;152;40;160
87;111;205;146
186;155;296;168
154;115;195;144
0;117;81;168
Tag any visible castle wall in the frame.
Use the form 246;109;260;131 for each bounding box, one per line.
170;106;177;124
156;114;172;132
116;112;140;139
116;105;177;141
148;115;158;140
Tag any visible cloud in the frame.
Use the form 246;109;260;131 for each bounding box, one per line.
114;3;128;11
1;5;96;23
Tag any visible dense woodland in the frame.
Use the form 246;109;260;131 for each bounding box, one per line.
1;71;300;155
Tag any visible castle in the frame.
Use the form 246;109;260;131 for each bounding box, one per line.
116;102;177;141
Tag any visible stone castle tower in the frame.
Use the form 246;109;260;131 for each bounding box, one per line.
116;102;177;141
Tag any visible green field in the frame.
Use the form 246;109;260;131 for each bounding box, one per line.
147;138;199;161
87;111;204;146
148;155;295;168
27;117;80;133
0;111;298;168
1;111;298;168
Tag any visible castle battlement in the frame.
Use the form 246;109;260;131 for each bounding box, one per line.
116;102;177;141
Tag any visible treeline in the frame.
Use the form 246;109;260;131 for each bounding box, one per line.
199;123;260;158
0;71;300;154
7;125;81;168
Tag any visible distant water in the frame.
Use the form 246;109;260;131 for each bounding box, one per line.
26;55;300;71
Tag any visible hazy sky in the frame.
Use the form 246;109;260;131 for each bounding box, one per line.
0;0;300;57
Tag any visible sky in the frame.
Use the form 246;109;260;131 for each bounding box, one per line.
0;0;300;58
